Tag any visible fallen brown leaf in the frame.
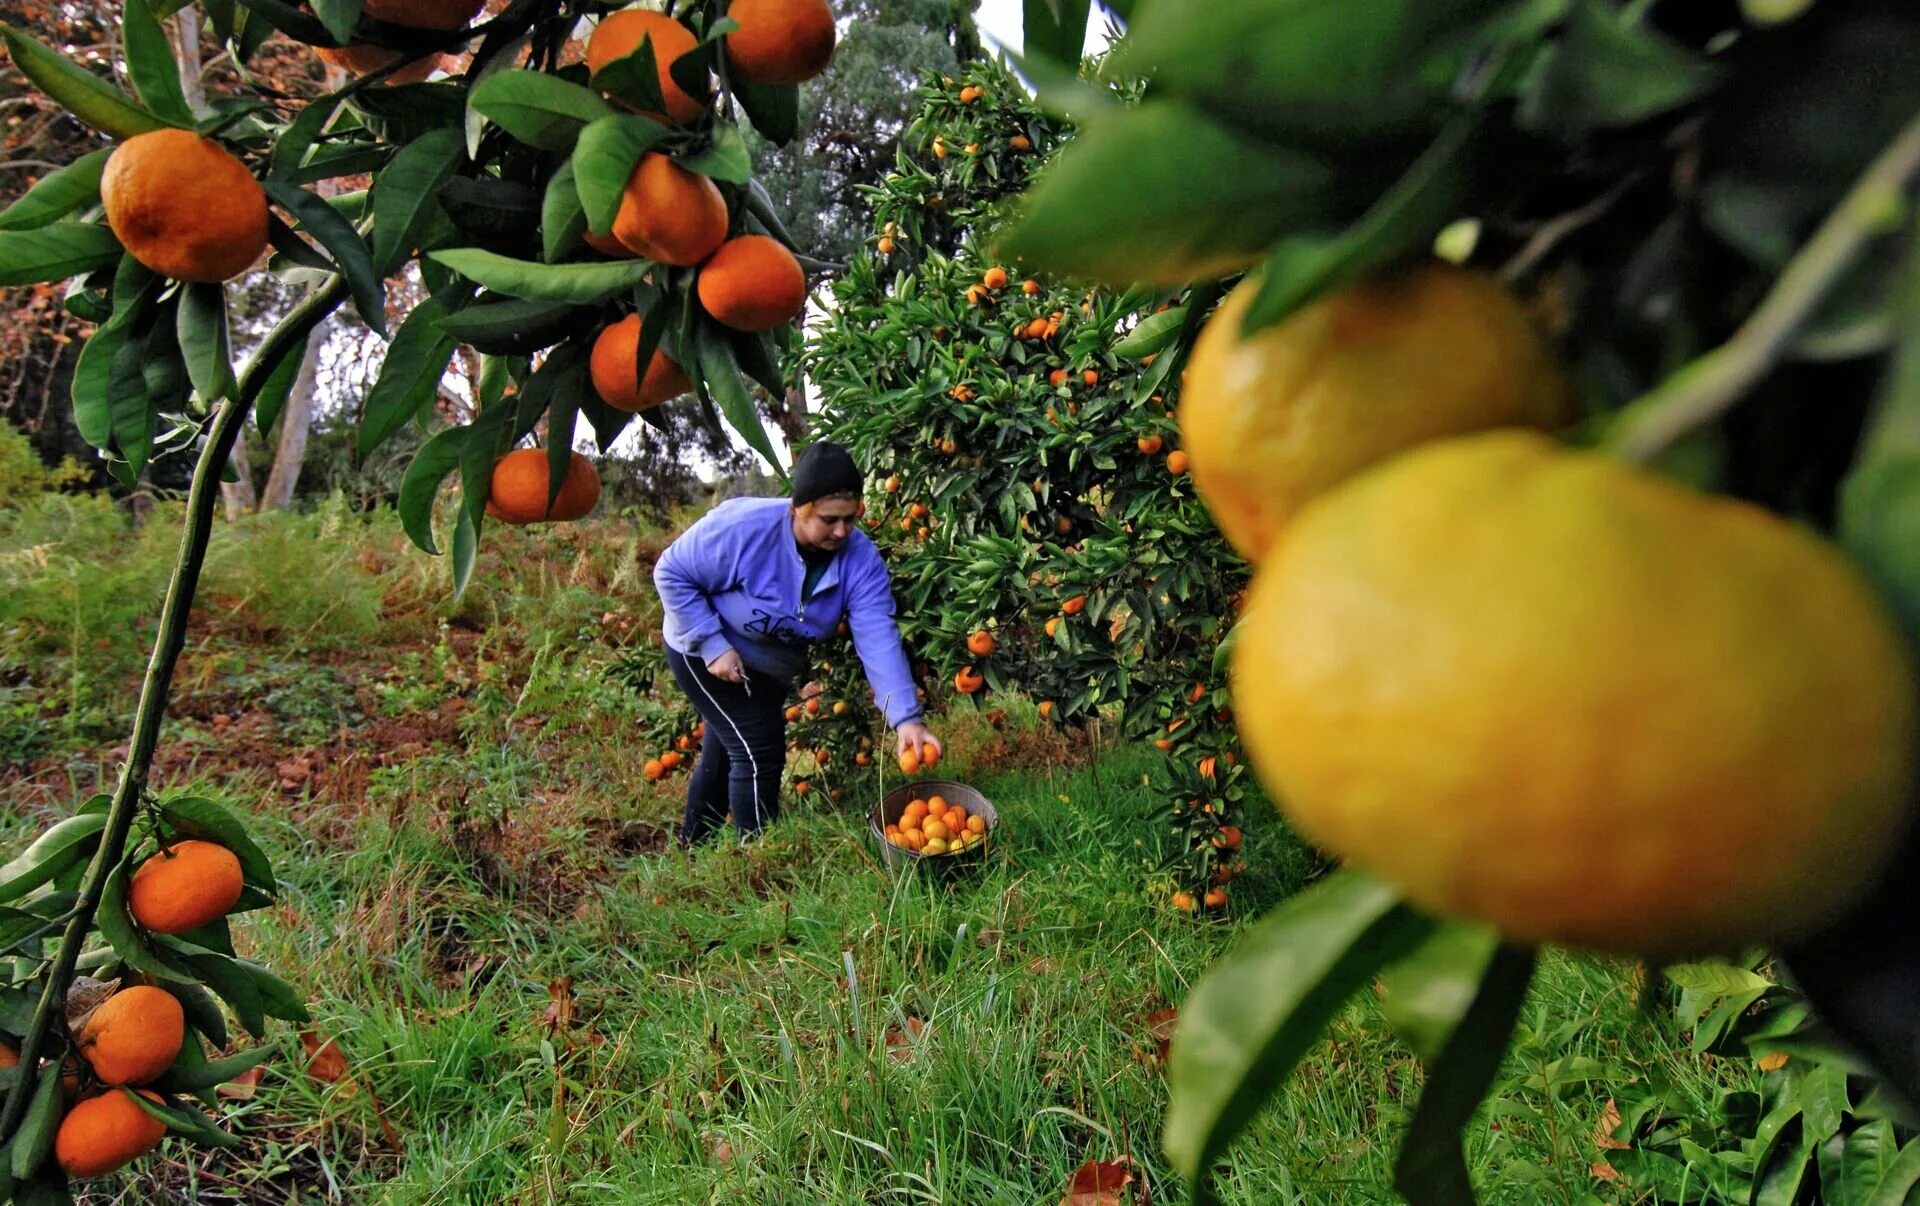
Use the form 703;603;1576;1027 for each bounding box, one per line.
301;1031;351;1086
1591;1159;1620;1181
885;1016;927;1063
217;1065;265;1100
1062;1157;1136;1205
1592;1098;1631;1151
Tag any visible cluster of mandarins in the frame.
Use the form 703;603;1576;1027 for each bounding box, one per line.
642;721;705;781
2;842;247;1180
490;2;832;526
884;793;985;857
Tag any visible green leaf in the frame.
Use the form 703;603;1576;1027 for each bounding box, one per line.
268;93;346;183
1842;226;1920;645
1391;946;1537;1203
572;114;671;235
0;222;123;287
162;974;231;1049
10;1171;75;1206
1111;0;1497;147
1663;961;1774;998
142;308;191;412
176;283;235;401
427;248;656;303
1518;0;1727;138
357;285;470;457
158;1045;275;1093
238;957;311;1023
589;37;668;117
731;74;797;146
693;320;782;473
451;500;479;595
157;796;275;893
253;331;310;434
263;181;386;336
464;29;532;158
71;257;159;451
0;908;48;955
1377;920;1501;1062
180;950;265;1039
469;70;614;151
9;1062;63;1179
1857;1130;1920;1205
728;326;784;399
437;295;584;355
1111;307;1186;360
370;127;464;277
108;321;156;476
0;28;168;139
1163;869;1435;1188
122;0;196;124
1021;0;1092;67
0;814;107;903
1239;116;1475;332
544;393;581;515
742;178;799;249
996;102;1338;287
0;149;110;232
542;158;588;263
311;0;363;46
683;124;752;184
129;1090;242;1148
399;422;477;553
229;0;337;47
1754;1114;1816;1206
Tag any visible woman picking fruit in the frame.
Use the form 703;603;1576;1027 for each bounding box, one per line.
654;442;941;845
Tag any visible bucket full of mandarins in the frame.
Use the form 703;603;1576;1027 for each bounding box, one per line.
872;780;997;874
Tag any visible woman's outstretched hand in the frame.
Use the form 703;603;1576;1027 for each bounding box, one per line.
897;722;941;763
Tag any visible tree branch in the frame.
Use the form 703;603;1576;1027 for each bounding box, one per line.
1607;110;1920;462
0;276;349;1148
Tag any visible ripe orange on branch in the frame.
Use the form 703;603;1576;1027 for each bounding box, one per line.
724;0;836;85
486;448;600;524
77;986;184;1086
1235;431;1920;958
591;314;691;412
1184;261;1573;562
314;45;442;83
698;235;807;331
56;1090;168;1180
954;666;985;694
611;153;727;265
587;8;707;124
101;130;267;284
967;629;996;656
129;841;243;935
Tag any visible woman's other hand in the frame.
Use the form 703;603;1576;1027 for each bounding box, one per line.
706;648;746;683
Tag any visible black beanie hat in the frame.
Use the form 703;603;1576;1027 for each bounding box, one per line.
790;441;863;507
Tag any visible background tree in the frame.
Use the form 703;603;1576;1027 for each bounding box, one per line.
750;0;982;270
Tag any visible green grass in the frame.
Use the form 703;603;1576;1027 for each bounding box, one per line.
0;496;1759;1203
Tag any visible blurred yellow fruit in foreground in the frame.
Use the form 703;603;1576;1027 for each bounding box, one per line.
1233;431;1918;958
1183;261;1574;562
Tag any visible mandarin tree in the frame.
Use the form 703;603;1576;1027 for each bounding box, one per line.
792;59;1252;892
1003;0;1920;1198
0;0;838;1194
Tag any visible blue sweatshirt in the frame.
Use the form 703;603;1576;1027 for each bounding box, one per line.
653;497;923;728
